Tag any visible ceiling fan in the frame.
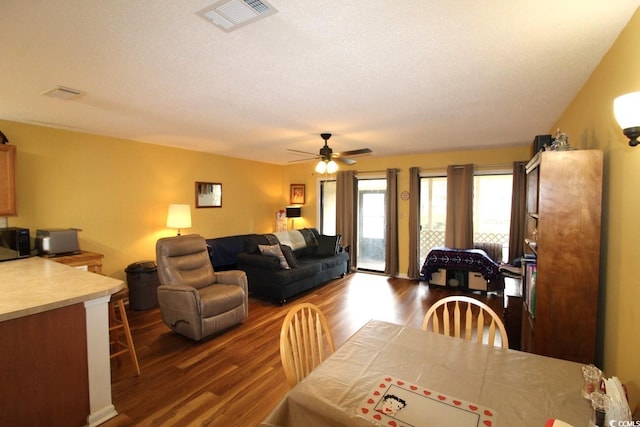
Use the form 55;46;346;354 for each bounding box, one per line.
287;133;372;173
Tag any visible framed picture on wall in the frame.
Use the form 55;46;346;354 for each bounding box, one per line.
196;182;222;208
290;184;305;205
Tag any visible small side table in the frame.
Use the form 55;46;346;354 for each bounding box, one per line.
45;251;104;274
503;276;522;350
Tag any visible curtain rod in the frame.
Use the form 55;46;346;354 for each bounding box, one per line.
452;163;513;169
419;162;515;172
355;168;400;175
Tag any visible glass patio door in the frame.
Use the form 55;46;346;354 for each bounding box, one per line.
356;178;386;272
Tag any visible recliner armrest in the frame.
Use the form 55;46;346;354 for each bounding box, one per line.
214;270;248;294
157;284;201;305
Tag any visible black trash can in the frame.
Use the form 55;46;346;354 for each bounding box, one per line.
125;260;159;310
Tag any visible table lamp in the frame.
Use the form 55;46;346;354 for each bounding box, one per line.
286;206;301;230
166;204;192;236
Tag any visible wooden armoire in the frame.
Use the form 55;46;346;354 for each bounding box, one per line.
521;149;603;363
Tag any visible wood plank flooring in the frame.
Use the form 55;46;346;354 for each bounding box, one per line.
106;273;506;427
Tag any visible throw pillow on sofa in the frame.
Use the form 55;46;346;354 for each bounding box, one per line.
315;234;341;256
259;244;290;269
280;245;299;268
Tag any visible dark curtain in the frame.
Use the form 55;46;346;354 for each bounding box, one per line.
508;161;527;264
384;168;398;277
407;167;421;279
336;170;357;271
445;164;474;249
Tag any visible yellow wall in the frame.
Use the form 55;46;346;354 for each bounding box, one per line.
0;119;284;279
551;7;640;411
2;117;529;282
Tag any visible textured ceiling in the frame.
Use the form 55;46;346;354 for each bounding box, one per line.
1;1;638;165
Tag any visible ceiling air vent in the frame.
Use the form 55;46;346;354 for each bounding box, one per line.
197;0;278;32
42;86;83;101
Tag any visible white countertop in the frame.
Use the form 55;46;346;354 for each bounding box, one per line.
0;256;124;322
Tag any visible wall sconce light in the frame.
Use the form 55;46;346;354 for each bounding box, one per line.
614;91;640;147
166;204;192;235
286;206;301;230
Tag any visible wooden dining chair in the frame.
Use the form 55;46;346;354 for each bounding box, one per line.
279;303;335;388
421;295;509;349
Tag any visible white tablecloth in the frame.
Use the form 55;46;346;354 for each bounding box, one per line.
262;319;591;427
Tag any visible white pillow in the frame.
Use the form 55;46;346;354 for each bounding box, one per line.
258;244;290;269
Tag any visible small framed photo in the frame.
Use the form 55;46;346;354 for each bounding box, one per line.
196;182;222;208
290;184;305;205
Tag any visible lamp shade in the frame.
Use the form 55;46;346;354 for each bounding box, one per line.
286;206;301;218
614;91;640;129
167;204;192;234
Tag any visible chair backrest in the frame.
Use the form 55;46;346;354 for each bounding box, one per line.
279;303;335;388
421;296;509;349
156;234;216;290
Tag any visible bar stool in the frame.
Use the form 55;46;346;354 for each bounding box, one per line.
109;287;140;376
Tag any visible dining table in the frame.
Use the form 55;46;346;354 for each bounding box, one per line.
261;319;592;427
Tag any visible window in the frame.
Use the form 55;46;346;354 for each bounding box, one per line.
418;172;512;266
319;180;336;235
418;176;447;264
473;173;512;262
357;178;387;272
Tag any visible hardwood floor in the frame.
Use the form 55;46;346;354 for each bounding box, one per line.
106;273;506;427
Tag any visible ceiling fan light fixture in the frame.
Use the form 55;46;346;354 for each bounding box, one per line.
315;160;327;174
326;160;339;174
288;132;369;172
315;159;339;174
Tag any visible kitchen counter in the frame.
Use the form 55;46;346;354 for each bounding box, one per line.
0;256;124;426
0;256;123;322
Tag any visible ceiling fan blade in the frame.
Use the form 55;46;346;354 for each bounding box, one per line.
288;157;317;163
334;148;372;157
287;148;319;157
336;157;357;165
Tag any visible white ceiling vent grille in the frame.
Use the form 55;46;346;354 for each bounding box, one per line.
42;86;83;100
197;0;278;32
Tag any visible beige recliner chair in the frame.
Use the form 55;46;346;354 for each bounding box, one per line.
156;234;248;341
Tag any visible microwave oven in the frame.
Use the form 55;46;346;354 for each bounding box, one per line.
0;227;31;261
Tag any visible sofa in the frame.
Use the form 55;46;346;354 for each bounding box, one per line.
206;234;255;271
235;228;349;304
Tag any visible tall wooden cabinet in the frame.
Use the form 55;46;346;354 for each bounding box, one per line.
0;144;17;216
521;149;603;364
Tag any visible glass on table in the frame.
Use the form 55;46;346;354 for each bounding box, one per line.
588;391;611;427
581;364;603;400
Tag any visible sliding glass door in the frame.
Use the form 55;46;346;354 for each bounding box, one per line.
357;178;386;272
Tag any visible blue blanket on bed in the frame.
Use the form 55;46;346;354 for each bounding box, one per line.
420;247;503;282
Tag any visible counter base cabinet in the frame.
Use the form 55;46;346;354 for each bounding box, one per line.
522;150;603;364
0;303;89;427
